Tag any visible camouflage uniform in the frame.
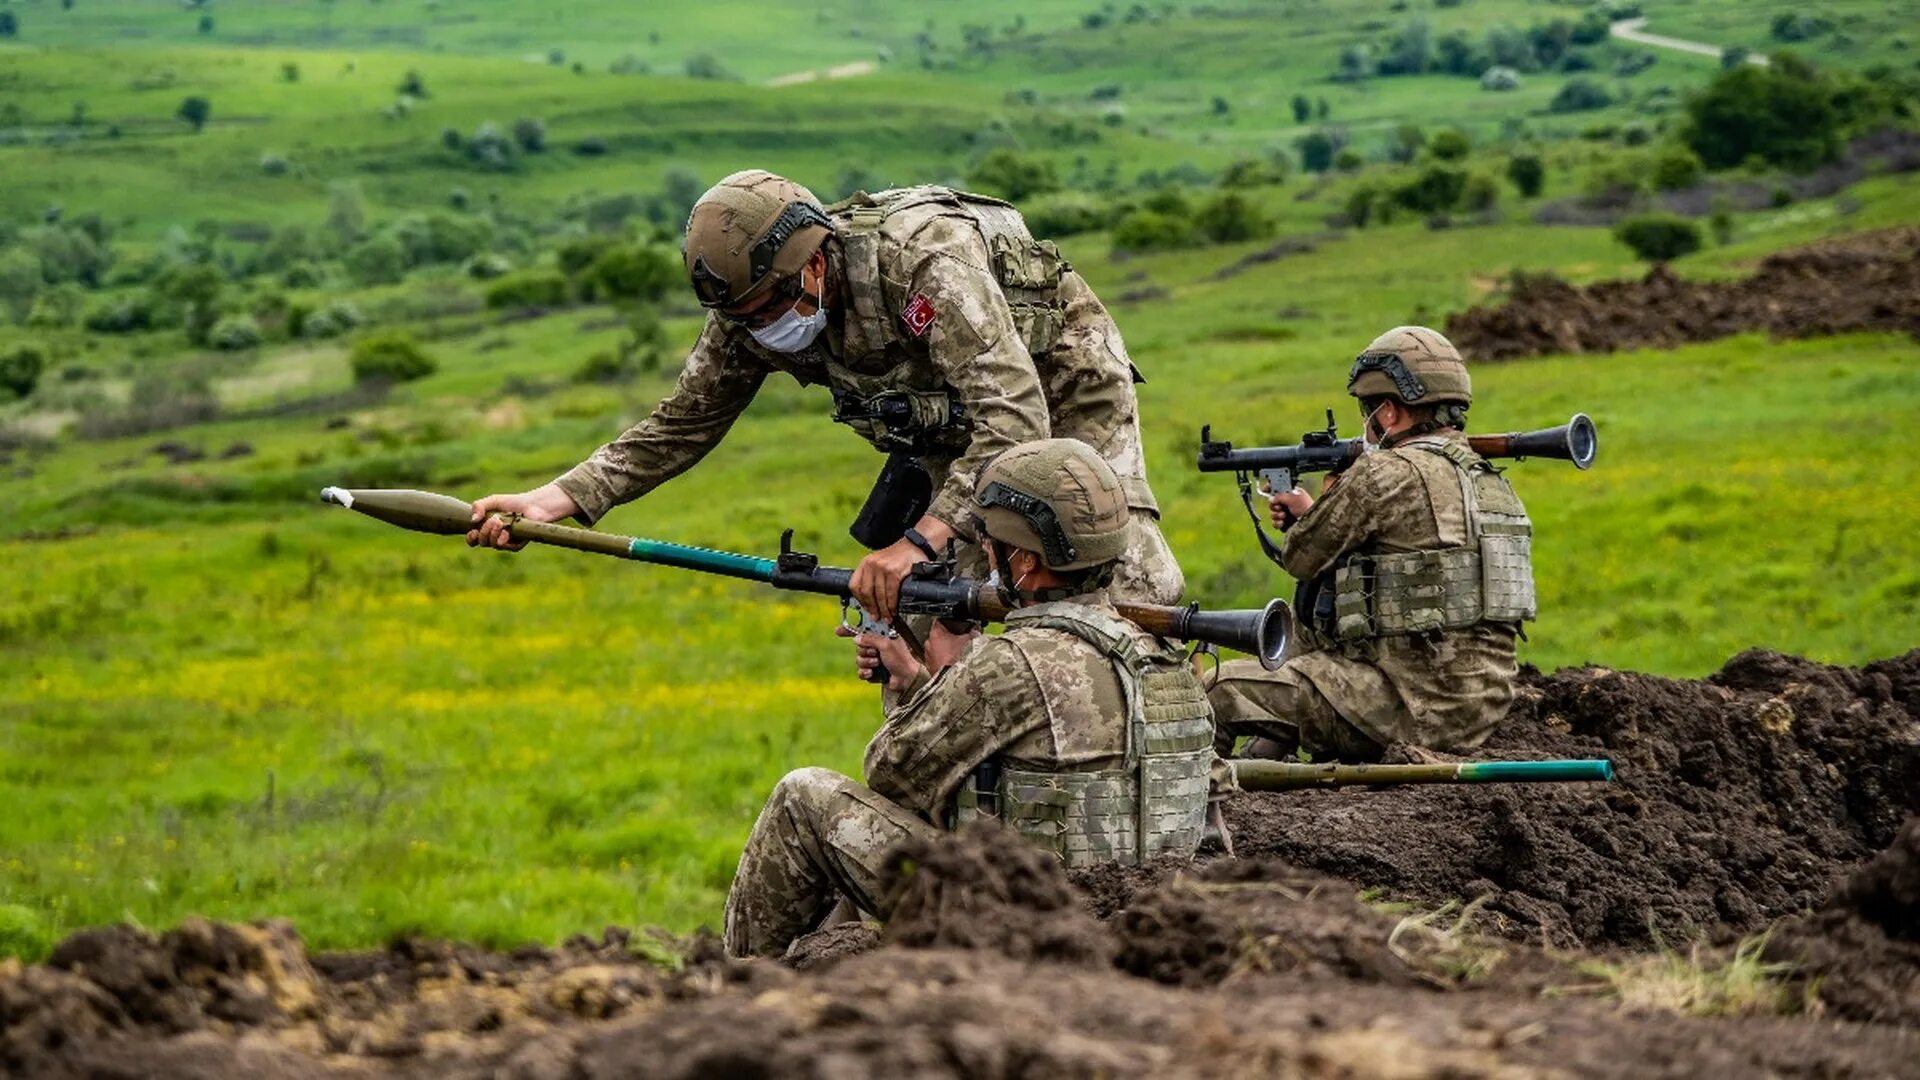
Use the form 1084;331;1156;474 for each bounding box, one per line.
1212;426;1527;759
551;185;1183;604
724;440;1210;959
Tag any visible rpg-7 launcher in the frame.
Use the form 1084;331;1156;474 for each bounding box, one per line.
1197;412;1597;566
319;487;1293;672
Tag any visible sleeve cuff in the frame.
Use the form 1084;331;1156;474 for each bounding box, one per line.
552;467;613;527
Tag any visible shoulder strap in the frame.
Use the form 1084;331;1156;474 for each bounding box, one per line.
1006;602;1147;767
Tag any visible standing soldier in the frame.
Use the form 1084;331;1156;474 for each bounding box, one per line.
1209;327;1534;762
468;170;1182;620
724;439;1213;958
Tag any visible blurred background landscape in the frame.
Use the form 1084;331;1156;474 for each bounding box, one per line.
1;0;1917;958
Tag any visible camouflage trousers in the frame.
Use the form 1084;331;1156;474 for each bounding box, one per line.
1207;657;1386;763
723;766;936;959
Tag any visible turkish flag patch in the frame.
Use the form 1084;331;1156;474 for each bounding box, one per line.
901;293;936;338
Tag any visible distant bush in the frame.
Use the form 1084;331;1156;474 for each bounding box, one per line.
684;53;738;81
0;343;46;400
1296;130;1339;173
1392;164;1468;214
485;270;570;309
440;127;462;151
1506;153;1545;197
578;244;679;304
1770;14;1832;43
82;295;154;334
281;260;323;288
259;152;290;176
1218;156;1289;188
463;253;512;280
468;122;514;169
967;149;1060;201
1334;148;1364;172
1291;94;1312;123
25;284;84;329
281;62;300;83
1550;78;1612;113
1479;66;1521;91
345;234;406;286
1023;192;1111;238
177;95;211;132
0;12;17;38
77;372;219;439
609;54;650;75
301;300;364;340
1195;190;1272;244
350;332;437;385
1650;144;1705;191
208;313;262;351
511;117;547;153
1427;128;1471;162
573;136;609;156
1614;214;1702;262
1109;209;1194;253
1459;172;1501;212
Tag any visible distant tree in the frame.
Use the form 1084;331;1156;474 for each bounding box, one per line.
63;0;76;11
1291;94;1311;123
511;117;547;153
0;12;18;39
1334;147;1365;172
0;343;46;401
440;126;462;151
1427;127;1471;161
1391;164;1468;213
547;47;566;66
1336;43;1375;81
657;167;705;224
1770;14;1831;43
1570;11;1610;46
281;62;301;83
1506;152;1545;197
208;313;262;351
1195;190;1271;243
0;250;42;322
1681;57;1847;171
1719;46;1750;70
197;13;213;34
1708;197;1735;246
1479;66;1521;91
1210;95;1230;116
1379;17;1433;76
398;69;429;98
1614;214;1702;262
1110;210;1193;253
1316;96;1330;119
967;148;1060;201
469;122;514;168
177;95;212;132
156;263;224;346
1296;130;1338;173
345;234;406;285
579;244;678;304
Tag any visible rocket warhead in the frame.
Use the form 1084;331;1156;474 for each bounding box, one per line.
319;487;478;536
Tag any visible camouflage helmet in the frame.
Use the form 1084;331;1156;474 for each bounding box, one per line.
682;170;832;309
973;439;1132;572
1347;325;1472;406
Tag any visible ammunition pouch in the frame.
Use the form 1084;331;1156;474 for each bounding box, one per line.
849;451;934;550
987;231;1068;358
953;604;1211;867
1323;440;1536;643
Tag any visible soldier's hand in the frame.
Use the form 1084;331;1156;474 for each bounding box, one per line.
835;623;924;692
1268;487;1312;530
467;483;579;551
849;538;921;624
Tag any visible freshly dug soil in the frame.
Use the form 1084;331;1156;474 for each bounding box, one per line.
1225;649;1920;950
1444;226;1920;360
1767;815;1920;1026
5;653;1919;1076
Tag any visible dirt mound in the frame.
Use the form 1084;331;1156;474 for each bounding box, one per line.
885;824;1113;965
8;828;1919;1078
1767;815;1920;1025
1225;649;1920;949
1444;226;1920;361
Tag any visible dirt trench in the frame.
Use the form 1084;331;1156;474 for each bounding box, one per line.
1444;226;1920;361
3;651;1919;1077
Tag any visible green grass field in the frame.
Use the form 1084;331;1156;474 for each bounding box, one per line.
2;1;1918;960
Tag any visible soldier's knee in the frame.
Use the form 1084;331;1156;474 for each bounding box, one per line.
769;766;852;813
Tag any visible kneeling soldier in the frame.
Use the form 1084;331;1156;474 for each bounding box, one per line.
1209;326;1534;762
724;438;1214;958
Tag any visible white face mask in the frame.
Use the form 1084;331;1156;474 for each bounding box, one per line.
748;280;827;353
1358;403;1386;453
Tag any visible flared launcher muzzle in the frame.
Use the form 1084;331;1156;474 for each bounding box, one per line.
1174;598;1291;671
1487;412;1597;470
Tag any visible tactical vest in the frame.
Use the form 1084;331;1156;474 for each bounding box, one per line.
953;603;1213;867
1328;438;1536;641
824;186;1071;457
